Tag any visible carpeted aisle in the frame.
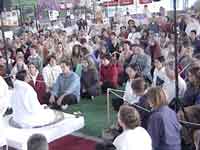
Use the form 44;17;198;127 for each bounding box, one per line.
49;135;96;150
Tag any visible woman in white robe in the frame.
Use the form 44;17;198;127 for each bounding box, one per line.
0;75;9;148
10;70;56;128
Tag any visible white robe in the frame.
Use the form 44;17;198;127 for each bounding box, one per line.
0;76;9;147
11;80;56;128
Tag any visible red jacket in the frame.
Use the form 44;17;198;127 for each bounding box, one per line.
29;74;46;104
100;63;118;88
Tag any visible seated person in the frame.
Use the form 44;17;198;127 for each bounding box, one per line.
10;70;56;128
27;134;48;150
182;64;200;106
100;54;118;93
28;63;47;104
163;61;187;103
80;58;100;99
113;105;152;150
49;60;80;110
112;65;141;112
42;55;62;92
152;56;166;86
146;87;181;150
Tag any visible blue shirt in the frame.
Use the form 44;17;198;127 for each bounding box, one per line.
51;72;80;102
147;106;181;150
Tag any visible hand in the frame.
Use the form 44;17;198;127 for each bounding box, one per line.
99;81;103;86
49;95;55;104
57;95;65;106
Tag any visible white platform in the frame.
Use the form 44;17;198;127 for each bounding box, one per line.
3;113;84;150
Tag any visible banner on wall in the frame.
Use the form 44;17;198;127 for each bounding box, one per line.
103;0;134;7
0;10;20;27
139;0;152;4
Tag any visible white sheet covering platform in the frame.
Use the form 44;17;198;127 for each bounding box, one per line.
3;113;84;150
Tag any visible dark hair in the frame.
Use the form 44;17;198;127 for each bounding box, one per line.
119;105;141;129
191;30;197;35
101;53;112;60
47;54;57;63
60;59;71;67
131;78;145;94
72;44;81;57
16;70;27;81
27;134;48;150
155;56;165;63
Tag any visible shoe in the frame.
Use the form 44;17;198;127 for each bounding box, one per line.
61;104;68;111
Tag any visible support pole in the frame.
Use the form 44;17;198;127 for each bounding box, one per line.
107;88;110;125
173;0;179;112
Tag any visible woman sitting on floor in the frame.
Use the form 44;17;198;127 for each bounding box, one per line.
99;54;118;93
113;105;152;150
80;58;100;100
112;64;141;112
146;87;181;150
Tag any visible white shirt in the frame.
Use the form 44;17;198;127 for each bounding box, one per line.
163;76;187;102
11;80;56;128
123;80;140;104
42;64;62;89
0;76;9;147
113;127;152;150
128;32;141;44
152;67;167;86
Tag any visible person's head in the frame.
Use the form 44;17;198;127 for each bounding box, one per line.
27;134;48;150
188;65;200;88
60;59;71;74
154;56;165;69
57;42;64;52
16;70;30;82
131;78;145;96
145;87;168;109
30;45;38;56
190;30;197;40
123;41;130;51
125;65;138;80
47;55;57;66
120;26;126;33
118;105;141;130
128;19;135;27
81;57;96;71
165;61;176;80
16;55;25;65
101;54;111;66
72;44;81;57
28;63;38;76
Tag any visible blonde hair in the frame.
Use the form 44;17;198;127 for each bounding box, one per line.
119;105;141;129
145;87;168;108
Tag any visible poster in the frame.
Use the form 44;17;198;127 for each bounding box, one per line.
139;0;152;4
103;0;134;7
0;10;19;27
48;10;59;21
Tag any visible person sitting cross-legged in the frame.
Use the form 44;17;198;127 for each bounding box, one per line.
49;60;80;110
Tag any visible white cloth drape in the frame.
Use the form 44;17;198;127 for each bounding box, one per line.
11;80;56;128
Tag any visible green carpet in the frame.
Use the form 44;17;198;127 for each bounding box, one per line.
65;95;117;137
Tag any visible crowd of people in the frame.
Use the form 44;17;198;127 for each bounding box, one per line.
1;5;200;150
